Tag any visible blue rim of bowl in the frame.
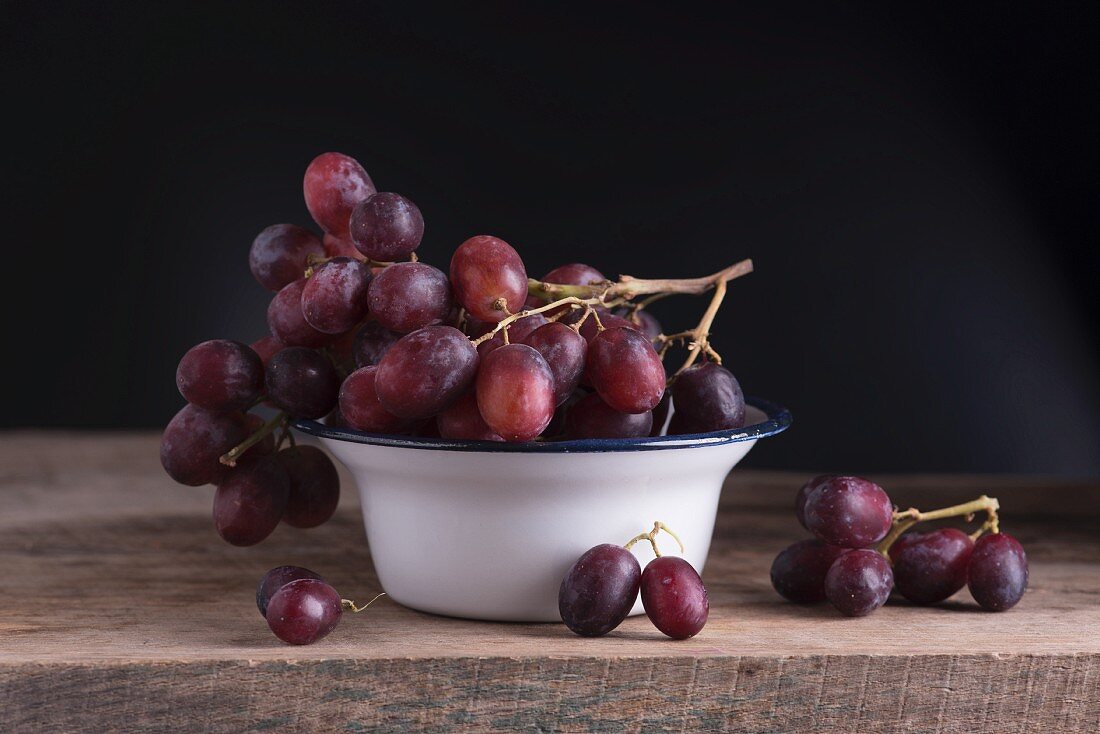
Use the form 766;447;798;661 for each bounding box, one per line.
292;395;791;453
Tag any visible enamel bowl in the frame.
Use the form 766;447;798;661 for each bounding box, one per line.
294;396;791;622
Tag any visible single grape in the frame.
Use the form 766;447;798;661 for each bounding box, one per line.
256;565;323;617
967;533;1028;611
338;366;408;434
322;233;362;259
475;344;556;441
566;392;652;439
803;476;894;548
667;362;745;434
352;320;401;368
449;235;528;322
374;325;479;419
348;192;424;261
303;152;376;238
437;389;504;441
266;578;343;645
249;224;324;291
160;405;248;486
175;339;264;412
276;446;340;529
522;321;587;405
640;556;709;639
250;335;286;368
244;413;276;456
212;456;290;546
649;392;670;436
301;257;372;335
267;279;334;348
889;528;974;605
824;549;894;616
795;475;835;530
587;327;666;414
770;539;852;603
558;544;641;637
542;263;607;286
265;347;340;419
367;262;452;333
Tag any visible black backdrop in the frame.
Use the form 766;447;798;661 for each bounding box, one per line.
3;2;1097;475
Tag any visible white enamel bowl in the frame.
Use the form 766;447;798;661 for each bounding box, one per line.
294;397;790;622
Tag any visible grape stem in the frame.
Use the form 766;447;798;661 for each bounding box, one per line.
875;495;1001;556
219;412;286;467
624;521;686;558
342;592;387;613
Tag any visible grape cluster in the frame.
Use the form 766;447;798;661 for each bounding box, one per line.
162;151;756;547
559;523;708;639
256;565;384;645
771;475;1029;616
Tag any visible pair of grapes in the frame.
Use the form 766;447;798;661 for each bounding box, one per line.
770;476;1029;616
257;565;384;645
558;525;708;639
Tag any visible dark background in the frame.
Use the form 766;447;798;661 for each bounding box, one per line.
3;2;1097;475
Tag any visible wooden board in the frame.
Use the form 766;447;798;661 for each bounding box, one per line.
1;432;1097;732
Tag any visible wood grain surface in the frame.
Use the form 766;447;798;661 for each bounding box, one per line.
1;432;1097;733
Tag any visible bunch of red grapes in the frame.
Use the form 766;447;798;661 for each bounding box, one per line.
559;524;709;639
160;151;749;548
771;475;1029;616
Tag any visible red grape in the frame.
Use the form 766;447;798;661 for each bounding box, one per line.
256;565;323;618
795;475;835;530
668;362;745;434
436;389;504;441
640;556;709;639
303;152;375;238
277;446;340;529
542;263;607;286
577;310;637;343
449;235;528;322
889;528;974;605
475;344;556;441
212;456;289;546
558;544;641;637
250;335;285;367
266;578;343;645
374;325;479;419
175;339;264;412
338;366;408;434
265;347;340;419
267;279;334;348
522;321;587;405
770;539;852;603
803;476;894;549
249;224;324;291
352;320;401;368
322;233;361;259
587;327;666;414
823;549;894;616
367;262;452;333
160;405;248;486
477;312;550;352
348;192;424;261
301;258;372;335
566;392;652;439
968;533;1028;611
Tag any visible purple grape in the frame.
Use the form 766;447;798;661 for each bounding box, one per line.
889;529;974;605
303;152;375;238
770;540;852;603
160;405;248;486
348;192;424;261
301;257;372;335
668;362;745;434
265;347;340;419
266;578;343;645
542;263;607;286
256;565;323;617
374;326;479;420
276;446;340;529
577;310;638;344
437;389;503;441
476;313;551;355
212;456;290;546
823;549;894;616
558;544;641;636
522;321;587;406
175;339;264;412
338;366;408;434
352;320;401;368
476;344;556;441
267;279;334;348
449;235;528;322
967;533;1028;611
367;262;452;334
587;327;665;414
795;475;835;530
640;556;709;639
803;476;894;549
249;224;324;292
566;392;652;439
